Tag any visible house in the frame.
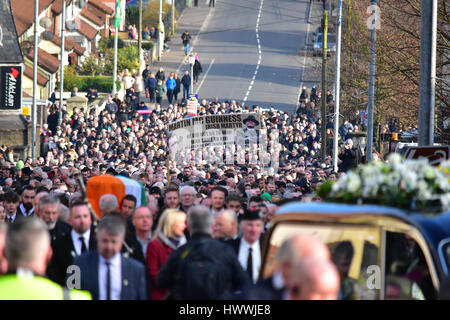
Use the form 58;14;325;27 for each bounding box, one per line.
0;0;38;159
11;0;115;100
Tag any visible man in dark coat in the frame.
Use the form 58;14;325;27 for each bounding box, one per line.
47;202;97;286
181;71;191;100
73;215;147;300
338;139;361;172
157;205;249;299
225;209;264;285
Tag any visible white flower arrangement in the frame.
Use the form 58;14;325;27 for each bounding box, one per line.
317;154;450;213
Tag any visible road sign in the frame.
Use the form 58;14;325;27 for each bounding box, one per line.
404;146;450;166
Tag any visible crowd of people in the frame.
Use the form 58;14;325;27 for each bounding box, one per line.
0;60;395;299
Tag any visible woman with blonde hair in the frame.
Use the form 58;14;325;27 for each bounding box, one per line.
146;209;186;299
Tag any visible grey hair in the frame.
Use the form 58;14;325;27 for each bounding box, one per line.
179;185;196;196
276;235;303;266
38;195;60;211
4;218;50;268
99;194;118;213
187;205;213;235
58;204;70;223
218;209;238;225
97;215;126;238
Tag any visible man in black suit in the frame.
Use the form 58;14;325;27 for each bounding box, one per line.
241;234;331;300
17;185;36;217
73;215;147;300
226;209;264;284
3;191;22;224
37;194;71;245
47;201;96;286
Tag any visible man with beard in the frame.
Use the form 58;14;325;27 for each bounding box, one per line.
38;195;71;245
17;185;36;217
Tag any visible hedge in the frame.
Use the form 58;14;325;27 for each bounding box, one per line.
63;75;121;93
142;42;154;50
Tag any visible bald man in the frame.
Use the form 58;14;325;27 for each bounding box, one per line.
286;258;340;300
241;234;331;300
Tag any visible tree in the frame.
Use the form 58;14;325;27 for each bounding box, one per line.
78;55;104;76
338;0;449;145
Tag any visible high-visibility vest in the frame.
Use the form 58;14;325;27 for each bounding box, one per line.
0;274;92;300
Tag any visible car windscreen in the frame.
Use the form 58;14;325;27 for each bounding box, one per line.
262;222;381;300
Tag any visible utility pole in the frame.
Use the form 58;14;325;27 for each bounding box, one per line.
158;0;162;61
32;0;38;160
366;0;378;162
58;0;66;126
418;0;438;146
138;0;142;55
172;0;175;36
321;0;329;163
113;0;121;95
333;0;343;173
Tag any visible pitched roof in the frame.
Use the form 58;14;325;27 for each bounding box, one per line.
51;0;71;15
0;0;24;63
11;0;55;36
88;0;114;15
80;7;104;26
51;34;86;55
77;19;98;41
26;48;60;74
23;65;49;86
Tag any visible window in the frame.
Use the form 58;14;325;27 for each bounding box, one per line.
262;222;381;300
384;231;436;300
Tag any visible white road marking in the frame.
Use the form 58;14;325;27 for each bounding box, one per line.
195;57;216;94
243;0;264;105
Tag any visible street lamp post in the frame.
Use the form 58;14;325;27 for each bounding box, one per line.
158;0;162;61
418;0;438;146
366;0;378;162
333;0;343;173
32;0;38;160
189;54;195;95
58;0;66;126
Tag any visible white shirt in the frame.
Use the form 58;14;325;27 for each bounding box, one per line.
71;229;91;256
19;204;34;216
238;238;261;284
98;253;122;300
6;213;17;223
211;208;224;218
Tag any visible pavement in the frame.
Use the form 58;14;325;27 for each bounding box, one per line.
139;2;213;106
138;0;323;114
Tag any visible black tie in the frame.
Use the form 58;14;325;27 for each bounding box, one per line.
105;261;111;300
247;247;253;282
79;236;87;254
7;216;13;224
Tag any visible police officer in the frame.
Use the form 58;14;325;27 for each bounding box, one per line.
0;218;91;300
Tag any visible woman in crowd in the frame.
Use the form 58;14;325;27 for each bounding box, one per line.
156;80;165;106
146;209;187;300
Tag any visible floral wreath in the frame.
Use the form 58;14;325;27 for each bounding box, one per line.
316;153;450;213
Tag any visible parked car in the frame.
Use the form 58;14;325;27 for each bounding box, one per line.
312;32;336;56
260;202;450;300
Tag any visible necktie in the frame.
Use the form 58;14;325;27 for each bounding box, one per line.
7;216;13;224
105;261;111;300
247;247;253;283
79;236;88;254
